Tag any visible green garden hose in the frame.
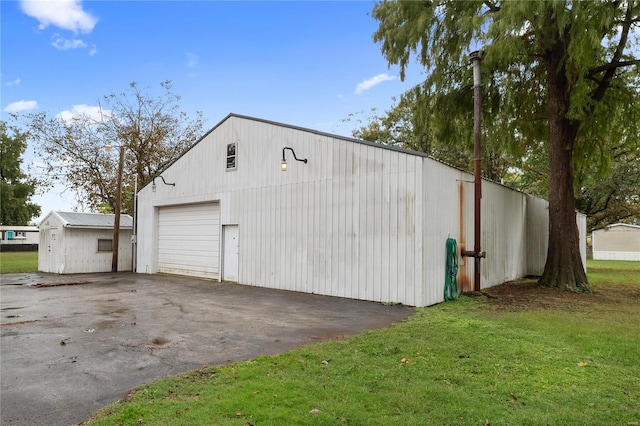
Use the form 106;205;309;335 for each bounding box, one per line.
444;238;459;301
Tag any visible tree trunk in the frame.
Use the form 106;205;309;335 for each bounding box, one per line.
539;38;590;292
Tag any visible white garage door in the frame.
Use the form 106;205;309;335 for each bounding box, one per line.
157;203;220;279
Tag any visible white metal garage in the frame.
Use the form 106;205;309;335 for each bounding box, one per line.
136;114;586;307
157;203;220;279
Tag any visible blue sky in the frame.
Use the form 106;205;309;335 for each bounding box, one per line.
1;0;425;221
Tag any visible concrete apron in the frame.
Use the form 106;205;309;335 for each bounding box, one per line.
0;273;413;426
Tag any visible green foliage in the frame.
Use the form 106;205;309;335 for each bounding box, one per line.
578;148;640;231
20;81;205;215
0;121;41;225
371;0;640;181
85;261;640;425
371;0;640;289
0;251;38;273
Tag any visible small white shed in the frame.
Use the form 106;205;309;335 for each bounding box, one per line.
592;223;640;261
38;211;133;273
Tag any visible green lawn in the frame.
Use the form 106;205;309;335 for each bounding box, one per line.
85;260;640;426
0;251;38;273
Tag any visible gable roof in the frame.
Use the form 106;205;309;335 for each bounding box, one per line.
203;113;433;158
39;211;133;229
140;113;438;191
140;113;540;201
602;223;640;231
0;226;39;232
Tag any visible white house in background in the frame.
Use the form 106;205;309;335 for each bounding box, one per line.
38;211;133;274
0;225;39;248
136;114;586;307
592;223;640;261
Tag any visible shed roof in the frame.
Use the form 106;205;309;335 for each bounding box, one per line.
600;223;640;231
0;226;39;232
40;211;133;229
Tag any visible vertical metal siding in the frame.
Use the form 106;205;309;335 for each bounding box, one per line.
593;224;640;261
577;212;587;267
480;182;528;288
157;203;220;279
526;196;550;275
63;228;132;274
38;211;132;274
137;115;566;306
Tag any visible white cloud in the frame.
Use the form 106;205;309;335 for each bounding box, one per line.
7;78;22;87
354;73;396;95
20;0;97;34
4;100;38;113
186;52;198;69
56;104;111;122
52;36;87;50
88;44;98;56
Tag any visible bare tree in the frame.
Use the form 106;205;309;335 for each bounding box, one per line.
23;81;205;214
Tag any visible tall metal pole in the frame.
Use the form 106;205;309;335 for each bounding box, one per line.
112;145;125;273
470;50;483;292
132;174;137;272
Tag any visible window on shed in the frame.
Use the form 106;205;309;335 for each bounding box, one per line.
226;143;237;170
98;239;113;252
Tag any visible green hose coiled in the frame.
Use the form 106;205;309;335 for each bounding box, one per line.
444;238;459;301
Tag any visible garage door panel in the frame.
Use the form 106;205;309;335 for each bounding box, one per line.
158;250;219;262
159;221;219;229
158;237;219;247
157;203;220;279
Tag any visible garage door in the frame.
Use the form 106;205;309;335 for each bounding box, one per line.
157;203;220;279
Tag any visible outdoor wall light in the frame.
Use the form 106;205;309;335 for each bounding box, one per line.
153;176;175;187
281;147;307;171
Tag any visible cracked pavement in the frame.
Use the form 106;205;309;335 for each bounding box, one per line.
0;273;413;426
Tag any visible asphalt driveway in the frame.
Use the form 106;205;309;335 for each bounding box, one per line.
0;273;413;426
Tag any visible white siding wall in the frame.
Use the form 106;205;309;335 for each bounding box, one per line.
593;251;640;261
137;115;570;306
38;214;63;273
38;213;132;273
479;182;529;288
0;227;39;245
60;228;132;273
525;197;587;274
526;196;550;275
593;225;640;261
137;120;429;305
577;212;587;267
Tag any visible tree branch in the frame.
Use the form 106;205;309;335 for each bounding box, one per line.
587;60;639;78
590;2;636;102
483;1;500;13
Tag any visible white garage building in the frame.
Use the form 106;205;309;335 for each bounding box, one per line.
136;114;586;307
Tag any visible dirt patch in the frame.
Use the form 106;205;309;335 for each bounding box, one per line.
479;278;639;313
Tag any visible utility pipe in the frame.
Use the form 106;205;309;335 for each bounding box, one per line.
132;174;137;272
112;145;125;273
461;50;486;292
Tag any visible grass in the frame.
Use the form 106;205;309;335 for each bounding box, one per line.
0;251;38;273
84;259;640;426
